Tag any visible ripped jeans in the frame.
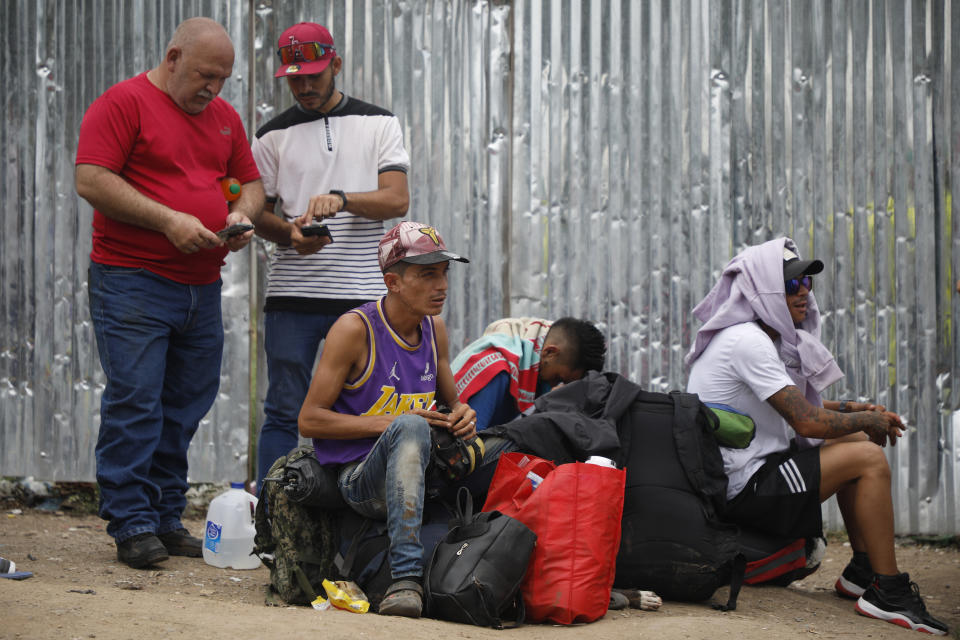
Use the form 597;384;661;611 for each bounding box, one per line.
337;414;514;579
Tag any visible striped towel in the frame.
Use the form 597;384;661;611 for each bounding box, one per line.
452;318;552;412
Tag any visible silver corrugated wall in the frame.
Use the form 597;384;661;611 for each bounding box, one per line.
1;0;957;534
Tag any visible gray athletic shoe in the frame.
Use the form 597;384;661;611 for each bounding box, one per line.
378;579;423;618
608;590;630;610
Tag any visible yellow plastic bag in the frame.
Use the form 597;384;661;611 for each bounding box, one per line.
310;594;331;611
321;579;370;614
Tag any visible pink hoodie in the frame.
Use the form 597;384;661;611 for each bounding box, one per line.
685;237;844;410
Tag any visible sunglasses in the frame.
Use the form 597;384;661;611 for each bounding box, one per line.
277;42;335;65
784;275;813;295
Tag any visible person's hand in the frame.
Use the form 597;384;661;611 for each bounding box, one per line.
845;400;886;413
409;403;478;440
290;218;333;255
445;403;477;439
165;213;221;254
303;193;343;223
223;213;255;252
862;411;903;447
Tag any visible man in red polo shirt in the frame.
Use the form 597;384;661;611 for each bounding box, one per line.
75;17;264;569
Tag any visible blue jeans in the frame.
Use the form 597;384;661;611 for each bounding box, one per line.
88;262;223;542
257;310;339;490
466;371;518;431
337;415;516;579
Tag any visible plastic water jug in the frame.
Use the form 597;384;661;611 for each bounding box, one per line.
202;482;261;570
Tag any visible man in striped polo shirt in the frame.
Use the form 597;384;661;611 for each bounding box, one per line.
251;22;411;490
686;238;947;635
298;222;515;618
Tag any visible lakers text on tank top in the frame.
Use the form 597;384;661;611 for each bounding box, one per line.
313;298;439;465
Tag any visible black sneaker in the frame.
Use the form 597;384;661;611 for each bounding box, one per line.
116;533;168;569
157;528;202;557
835;559;873;599
855;574;949;635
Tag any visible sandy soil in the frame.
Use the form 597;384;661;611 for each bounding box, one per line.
1;509;958;640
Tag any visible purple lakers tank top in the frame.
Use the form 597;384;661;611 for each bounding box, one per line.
313;298;439;465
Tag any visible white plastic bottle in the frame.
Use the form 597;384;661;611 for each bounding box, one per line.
585;456;616;468
202;482;261;570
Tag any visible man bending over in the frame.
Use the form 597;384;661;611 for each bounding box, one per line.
452;317;606;431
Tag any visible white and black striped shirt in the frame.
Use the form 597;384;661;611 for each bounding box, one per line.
252;95;410;312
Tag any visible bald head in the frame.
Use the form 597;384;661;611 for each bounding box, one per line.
167;17;232;57
150;17;234;114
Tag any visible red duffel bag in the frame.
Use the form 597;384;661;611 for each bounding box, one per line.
482;452;627;625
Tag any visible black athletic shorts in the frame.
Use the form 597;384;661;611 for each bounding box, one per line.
725;445;822;539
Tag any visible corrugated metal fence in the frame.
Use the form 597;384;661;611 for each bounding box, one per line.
1;0;957;534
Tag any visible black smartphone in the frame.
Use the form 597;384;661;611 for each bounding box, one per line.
301;224;332;240
217;223;254;239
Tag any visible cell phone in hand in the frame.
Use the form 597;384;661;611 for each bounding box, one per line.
301;224;333;240
217;223;254;239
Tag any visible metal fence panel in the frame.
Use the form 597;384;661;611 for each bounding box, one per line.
1;0;256;484
1;0;957;534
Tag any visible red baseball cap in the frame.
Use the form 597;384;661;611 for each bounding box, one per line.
275;22;337;78
378;222;469;272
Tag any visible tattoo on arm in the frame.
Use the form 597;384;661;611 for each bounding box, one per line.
767;386;882;439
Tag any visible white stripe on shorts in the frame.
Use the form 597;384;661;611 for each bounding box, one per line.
778;458;807;494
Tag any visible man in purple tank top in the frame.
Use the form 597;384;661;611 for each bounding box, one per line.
299;221;516;618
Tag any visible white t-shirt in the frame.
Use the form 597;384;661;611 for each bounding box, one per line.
251;96;410;303
686;322;796;499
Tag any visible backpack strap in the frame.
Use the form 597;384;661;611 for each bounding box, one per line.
454;486;474;523
670;391;707;490
253;453;290;556
477;581;526;629
335;518;375;578
449;487;496;540
714;552;746;611
292;564;319;603
671;391;729;513
252;488;274;556
615;412;633;470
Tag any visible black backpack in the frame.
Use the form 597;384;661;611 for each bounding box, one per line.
614;390;744;610
424;487;537;628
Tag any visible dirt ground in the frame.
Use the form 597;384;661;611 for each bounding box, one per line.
1;507;958;640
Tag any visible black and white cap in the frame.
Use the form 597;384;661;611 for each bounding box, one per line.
783;247;824;280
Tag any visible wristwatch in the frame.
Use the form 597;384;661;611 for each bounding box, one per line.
329;189;347;211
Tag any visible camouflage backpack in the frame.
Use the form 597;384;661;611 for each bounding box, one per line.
253;446;342;605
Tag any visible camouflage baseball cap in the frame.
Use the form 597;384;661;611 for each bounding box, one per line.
378;221;469;272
